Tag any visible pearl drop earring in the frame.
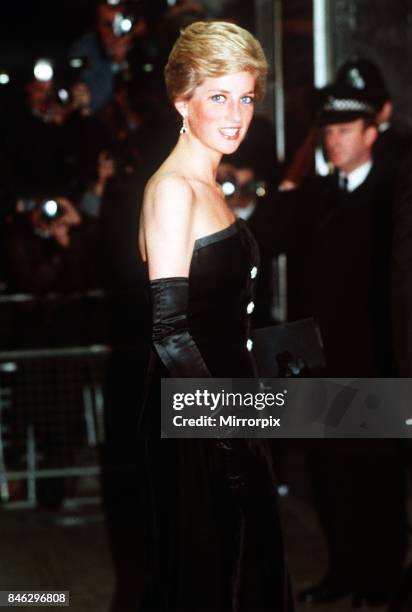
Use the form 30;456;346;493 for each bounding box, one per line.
180;115;188;135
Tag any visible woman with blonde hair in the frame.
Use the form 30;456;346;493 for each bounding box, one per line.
138;21;293;611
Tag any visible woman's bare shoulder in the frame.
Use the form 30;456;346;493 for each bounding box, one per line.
144;170;194;207
142;170;197;244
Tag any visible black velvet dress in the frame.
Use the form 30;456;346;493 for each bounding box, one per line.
139;219;293;611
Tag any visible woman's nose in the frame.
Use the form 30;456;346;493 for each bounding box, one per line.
225;99;241;123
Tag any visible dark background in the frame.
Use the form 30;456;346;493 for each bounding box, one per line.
331;0;412;129
0;1;166;73
2;1;412;151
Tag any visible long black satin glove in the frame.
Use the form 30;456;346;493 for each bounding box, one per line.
150;277;211;378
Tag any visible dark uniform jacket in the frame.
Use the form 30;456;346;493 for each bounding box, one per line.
291;164;396;377
392;147;412;375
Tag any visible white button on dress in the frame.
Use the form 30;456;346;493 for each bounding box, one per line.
247;301;255;314
250;266;258;279
246;339;253;352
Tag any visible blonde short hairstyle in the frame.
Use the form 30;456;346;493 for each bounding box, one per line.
164;21;268;101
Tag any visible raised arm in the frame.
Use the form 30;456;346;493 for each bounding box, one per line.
143;175;210;377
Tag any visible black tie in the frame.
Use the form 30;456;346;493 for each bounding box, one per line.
340;176;349;192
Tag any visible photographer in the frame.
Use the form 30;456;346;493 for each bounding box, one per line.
69;0;148;112
5;193;102;345
5;196;91;509
6;197;82;296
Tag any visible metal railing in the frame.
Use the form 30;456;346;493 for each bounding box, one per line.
0;344;110;509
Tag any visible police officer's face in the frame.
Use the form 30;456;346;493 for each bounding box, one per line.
324;119;378;174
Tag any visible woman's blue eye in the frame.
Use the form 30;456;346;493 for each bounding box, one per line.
241;95;255;104
211;94;226;103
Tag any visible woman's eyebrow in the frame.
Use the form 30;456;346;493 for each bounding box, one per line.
207;89;255;94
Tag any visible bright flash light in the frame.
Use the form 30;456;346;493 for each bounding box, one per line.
70;58;83;69
43;200;58;217
0;73;10;85
120;17;133;33
58;88;70;103
112;13;134;36
221;180;236;197
0;362;17;372
256;184;267;197
277;484;289;497
34;59;53;82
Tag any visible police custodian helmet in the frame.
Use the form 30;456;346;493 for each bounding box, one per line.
334;57;390;111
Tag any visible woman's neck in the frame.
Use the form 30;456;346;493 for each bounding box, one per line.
171;133;222;184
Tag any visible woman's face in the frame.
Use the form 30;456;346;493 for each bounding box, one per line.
178;70;256;155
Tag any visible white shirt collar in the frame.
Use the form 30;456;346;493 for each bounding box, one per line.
234;202;256;220
339;159;372;192
379;121;390;133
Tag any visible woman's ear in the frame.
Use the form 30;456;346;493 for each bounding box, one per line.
174;99;188;118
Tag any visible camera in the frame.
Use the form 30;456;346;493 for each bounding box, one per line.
33;59;54;82
219;175;268;199
102;0;144;37
38;199;64;223
15;198;65;225
55;87;71;106
112;12;136;37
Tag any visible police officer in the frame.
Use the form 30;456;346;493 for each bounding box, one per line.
292;85;397;375
335;57;411;180
280;57;410;190
294;85;406;607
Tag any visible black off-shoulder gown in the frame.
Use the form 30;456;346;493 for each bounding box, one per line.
139;219;293;611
